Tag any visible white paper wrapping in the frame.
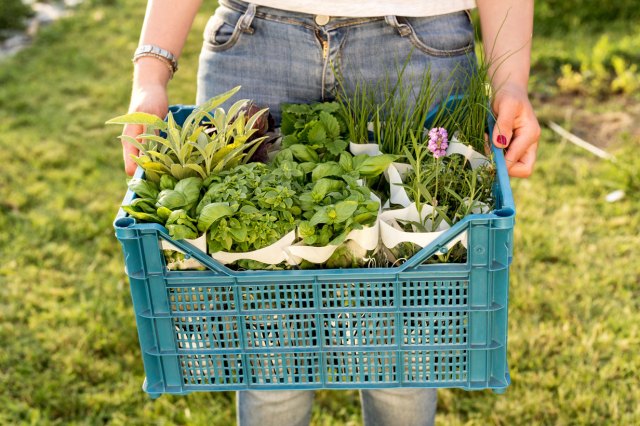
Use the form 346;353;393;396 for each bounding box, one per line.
161;235;208;270
211;230;298;265
380;204;467;250
286;216;380;264
385;163;412;208
445;140;491;169
286;193;382;264
160;234;207;253
349;141;381;156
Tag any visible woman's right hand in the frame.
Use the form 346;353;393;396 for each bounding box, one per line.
121;83;169;176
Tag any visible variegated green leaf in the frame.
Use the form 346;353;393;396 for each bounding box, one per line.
106;112;168;131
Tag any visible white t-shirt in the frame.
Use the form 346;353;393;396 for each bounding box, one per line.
247;0;477;17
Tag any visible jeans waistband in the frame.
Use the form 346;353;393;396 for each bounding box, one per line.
219;0;385;30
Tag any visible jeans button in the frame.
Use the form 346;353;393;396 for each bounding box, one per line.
315;15;330;26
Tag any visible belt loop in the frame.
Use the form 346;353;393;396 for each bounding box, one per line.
384;15;412;37
238;3;256;34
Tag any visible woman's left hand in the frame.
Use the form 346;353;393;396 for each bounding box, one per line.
491;84;541;178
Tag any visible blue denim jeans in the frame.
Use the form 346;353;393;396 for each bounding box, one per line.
196;1;475;425
197;0;476;123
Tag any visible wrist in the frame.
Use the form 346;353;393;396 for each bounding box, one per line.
133;57;171;89
494;80;529;100
128;82;168;115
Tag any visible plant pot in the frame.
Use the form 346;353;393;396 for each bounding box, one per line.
210;230;298;265
379;203;466;251
286;216;380;264
160;234;208;270
160;234;207;253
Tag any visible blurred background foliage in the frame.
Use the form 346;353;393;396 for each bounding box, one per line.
0;0;638;425
534;0;640;35
0;0;33;37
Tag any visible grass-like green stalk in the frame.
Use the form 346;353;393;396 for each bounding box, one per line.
403;131;430;224
334;52;495;158
333;53;442;155
333;65;373;144
429;58;493;153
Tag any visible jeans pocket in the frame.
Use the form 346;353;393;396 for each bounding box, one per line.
203;6;246;52
401;11;474;57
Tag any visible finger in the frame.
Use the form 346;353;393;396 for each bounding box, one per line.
122;123;143;176
509;143;538;178
492;99;517;149
504;119;540;170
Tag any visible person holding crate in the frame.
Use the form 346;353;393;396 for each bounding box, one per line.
121;1;539;425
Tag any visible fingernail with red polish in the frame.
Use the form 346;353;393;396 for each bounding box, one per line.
497;134;508;147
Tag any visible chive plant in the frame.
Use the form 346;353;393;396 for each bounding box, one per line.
335;54;494;157
429;60;493;154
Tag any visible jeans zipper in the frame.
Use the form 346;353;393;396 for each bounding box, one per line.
321;39;329;59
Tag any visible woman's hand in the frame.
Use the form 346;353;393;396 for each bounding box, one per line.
491;84;540;178
477;0;537;178
120;0;203;175
121;82;168;176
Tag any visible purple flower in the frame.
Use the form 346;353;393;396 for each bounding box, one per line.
427;127;448;159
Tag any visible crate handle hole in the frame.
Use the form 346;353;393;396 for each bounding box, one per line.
494;208;514;218
115;217;136;228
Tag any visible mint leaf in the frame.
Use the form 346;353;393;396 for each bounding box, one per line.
320;111;341;139
312;178;337;200
298;221;316;238
281;134;298;148
311;162;344;182
280;113;297;135
334;200;359;223
289;144;319;163
338;152;353;172
312;102;340;113
283;103;312;115
310;207;331;226
354;154;398;177
329;229;350;246
308;122;327;145
325;138;348;156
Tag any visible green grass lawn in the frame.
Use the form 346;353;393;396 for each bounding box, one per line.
1;1;638;424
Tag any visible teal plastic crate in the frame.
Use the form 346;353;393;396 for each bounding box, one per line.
113;98;515;398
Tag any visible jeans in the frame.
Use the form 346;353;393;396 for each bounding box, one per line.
236;388;438;426
196;0;476;123
196;1;475;424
